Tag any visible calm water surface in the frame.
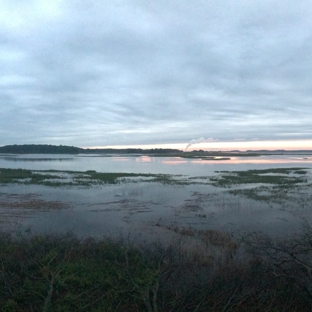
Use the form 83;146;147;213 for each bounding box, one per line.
1;154;312;175
1;154;312;239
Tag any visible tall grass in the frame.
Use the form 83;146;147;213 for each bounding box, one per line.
1;227;312;311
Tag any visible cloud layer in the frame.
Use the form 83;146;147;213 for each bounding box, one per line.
1;0;312;147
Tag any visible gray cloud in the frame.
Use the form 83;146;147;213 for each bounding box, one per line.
1;0;312;148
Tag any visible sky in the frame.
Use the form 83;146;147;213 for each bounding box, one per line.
1;0;312;151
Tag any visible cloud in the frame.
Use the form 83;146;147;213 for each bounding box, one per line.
0;0;312;147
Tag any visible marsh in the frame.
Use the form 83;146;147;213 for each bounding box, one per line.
1;154;312;242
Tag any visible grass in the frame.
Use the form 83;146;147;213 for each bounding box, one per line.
207;168;310;202
0;168;62;184
210;167;309;187
0;167;310;189
1;230;312;311
0;168;182;187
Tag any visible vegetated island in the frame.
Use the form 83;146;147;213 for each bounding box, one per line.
1;144;312;159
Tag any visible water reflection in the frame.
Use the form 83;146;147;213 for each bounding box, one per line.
111;157;131;162
0;154;312;176
222;156;312;164
135;156;152;163
186;156;312;165
1;154;312;239
161;159;188;165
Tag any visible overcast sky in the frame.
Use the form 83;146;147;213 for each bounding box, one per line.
1;0;312;149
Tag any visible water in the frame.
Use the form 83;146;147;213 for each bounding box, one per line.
1;154;312;175
1;154;312;240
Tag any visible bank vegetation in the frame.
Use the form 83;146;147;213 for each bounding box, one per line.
1;224;312;311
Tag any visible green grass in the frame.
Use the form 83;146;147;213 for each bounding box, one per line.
210;168;308;187
0;168;62;184
0;167;310;189
208;168;310;202
0;168;181;187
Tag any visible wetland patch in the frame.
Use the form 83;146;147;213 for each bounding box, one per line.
1;166;312;240
0;168;185;186
209;168;310;202
210;167;309;187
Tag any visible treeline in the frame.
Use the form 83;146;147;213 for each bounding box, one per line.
0;144;183;155
0;144;83;154
0;144;258;156
83;147;182;155
1;228;312;311
1;144;311;156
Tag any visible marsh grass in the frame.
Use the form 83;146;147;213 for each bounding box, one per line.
211;168;309;188
3;167;308;188
0;168;182;187
0;168;62;185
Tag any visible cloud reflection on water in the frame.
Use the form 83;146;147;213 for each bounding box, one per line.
111;157;131;162
135;156;152;163
187;156;312;165
161;158;188;165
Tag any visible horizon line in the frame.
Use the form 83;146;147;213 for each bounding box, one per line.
83;139;312;151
